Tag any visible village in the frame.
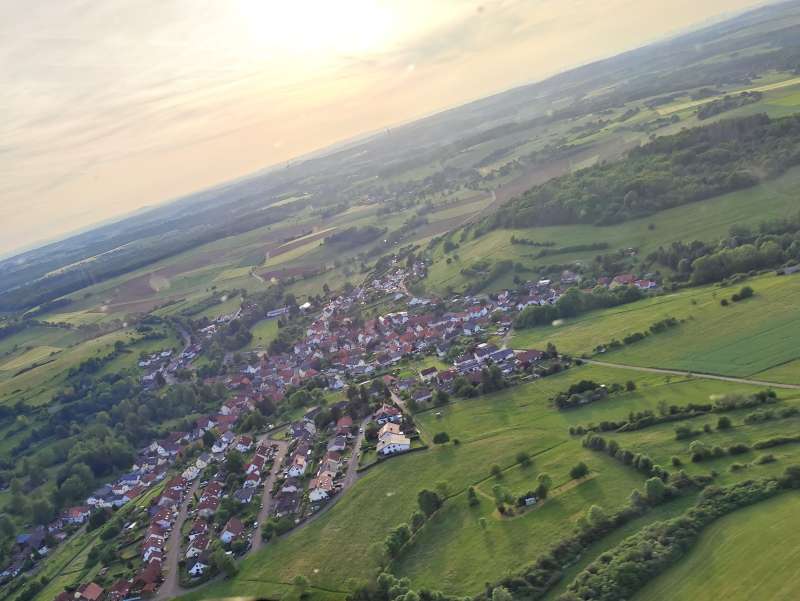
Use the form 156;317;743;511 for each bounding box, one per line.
2;255;660;601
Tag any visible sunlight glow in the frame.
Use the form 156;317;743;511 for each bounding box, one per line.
238;0;398;60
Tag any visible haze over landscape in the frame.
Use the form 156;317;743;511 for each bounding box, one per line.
1;0;769;256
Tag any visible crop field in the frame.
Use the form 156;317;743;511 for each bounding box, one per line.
176;364;788;600
512;273;800;379
0;345;62;372
634;492;800;601
426;166;800;295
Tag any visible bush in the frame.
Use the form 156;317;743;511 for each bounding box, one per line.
516;451;532;467
721;298;729;306
716;416;732;430
491;464;503;479
570;461;589;480
432;432;450;444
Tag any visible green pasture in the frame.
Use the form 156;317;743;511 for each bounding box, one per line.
244;318;279;350
633;492;800;601
512;272;800;378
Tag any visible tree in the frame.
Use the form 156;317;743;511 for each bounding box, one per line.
434;389;450;406
432;432;450;445
417;489;442;517
492;586;513;601
717;416;732;430
536;472;552;499
467;486;480;507
435;481;450;499
384;523;411;557
645;476;666;503
0;514;15;538
225;450;246;475
31;498;54;526
490;464;503;479
410;511;426;532
587;504;608;527
570;461;589;480
626;380;637;392
516;451;531;467
213;548;238;578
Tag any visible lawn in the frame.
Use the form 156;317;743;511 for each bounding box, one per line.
512;273;800;378
175;364;782;600
633;491;800;601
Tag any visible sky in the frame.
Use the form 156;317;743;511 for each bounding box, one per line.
0;0;772;256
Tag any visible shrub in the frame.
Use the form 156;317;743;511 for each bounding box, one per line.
570;461;589;480
716;416;732;430
516;451;532;467
720;298;729;306
491;464;503;479
433;432;450;444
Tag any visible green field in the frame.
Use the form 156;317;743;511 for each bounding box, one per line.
426;166;800;295
176;364;788;600
245;318;279;350
634;492;800;601
0;345;62;371
512;273;800;379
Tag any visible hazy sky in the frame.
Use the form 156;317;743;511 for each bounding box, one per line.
0;0;771;256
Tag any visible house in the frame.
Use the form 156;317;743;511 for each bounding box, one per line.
335;415;353;435
412;388;433;403
373;404;402;425
196;497;219;519
473;343;498;362
188;520;209;542
274;490;300;517
287;454;307;477
419;366;438;383
186;535;209;558
235;436;253;453
77;582;104;601
220;518;245;544
63;506;91;525
328;435;347;452
106;579;131;601
489;348;515;364
195;452;212;469
309;473;335;502
376;432;411;456
244;472;261;488
610;273;636;288
561;270;580;285
515;349;545;368
188;556;210;577
132;562;162;595
152;508;173;530
234;488;255;504
280;477;301;493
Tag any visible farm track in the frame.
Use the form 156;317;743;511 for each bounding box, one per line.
584;359;800;390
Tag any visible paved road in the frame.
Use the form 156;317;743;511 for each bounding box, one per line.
584;359;800;390
155;478;200;601
251;438;289;551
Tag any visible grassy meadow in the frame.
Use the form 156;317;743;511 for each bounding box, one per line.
512;272;800;380
633;492;800;601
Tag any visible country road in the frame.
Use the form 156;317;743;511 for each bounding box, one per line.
584;359;800;390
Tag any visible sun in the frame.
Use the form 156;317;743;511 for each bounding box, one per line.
237;0;396;60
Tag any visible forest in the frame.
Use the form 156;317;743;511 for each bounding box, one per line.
488;114;800;229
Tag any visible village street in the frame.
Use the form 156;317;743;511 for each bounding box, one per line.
155;478;201;601
251;437;288;551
